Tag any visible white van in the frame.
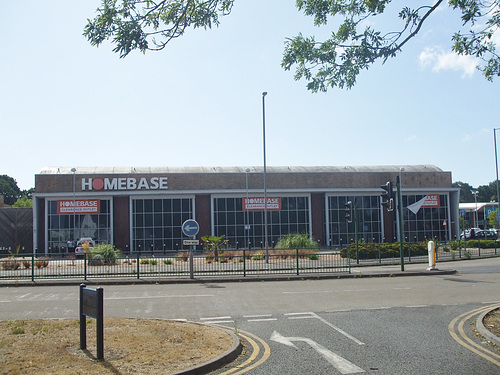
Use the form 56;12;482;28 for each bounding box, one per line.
75;237;95;256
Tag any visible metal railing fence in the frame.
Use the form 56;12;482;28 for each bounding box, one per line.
0;248;349;281
1;241;498;281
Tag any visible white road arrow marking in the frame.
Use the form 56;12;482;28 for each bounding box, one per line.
271;331;365;374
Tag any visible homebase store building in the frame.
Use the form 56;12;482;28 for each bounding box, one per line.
33;165;460;254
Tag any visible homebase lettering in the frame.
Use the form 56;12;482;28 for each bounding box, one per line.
82;177;168;191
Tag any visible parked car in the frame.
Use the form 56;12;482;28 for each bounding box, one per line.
461;228;498;240
480;229;499;239
460;228;481;239
75;237;95;256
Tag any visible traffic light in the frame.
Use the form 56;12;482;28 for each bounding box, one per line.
380;181;394;211
345;201;353;222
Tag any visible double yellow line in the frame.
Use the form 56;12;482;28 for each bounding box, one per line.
448;304;500;367
216;326;271;375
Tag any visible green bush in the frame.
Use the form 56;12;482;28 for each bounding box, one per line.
340;242;427;259
464;239;497;249
275;233;319;250
90;243;120;265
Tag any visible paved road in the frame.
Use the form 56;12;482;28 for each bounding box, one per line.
1;258;500;374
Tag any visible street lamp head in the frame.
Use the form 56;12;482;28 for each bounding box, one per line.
262;92;267;97
71;168;76;173
245;168;250;173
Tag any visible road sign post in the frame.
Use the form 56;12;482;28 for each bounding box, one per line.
182;220;199;279
80;284;104;360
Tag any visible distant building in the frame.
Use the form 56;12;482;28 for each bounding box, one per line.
459;202;499;229
33;165;460;254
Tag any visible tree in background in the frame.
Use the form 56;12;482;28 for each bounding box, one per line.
477;181;497;202
84;0;499;91
0;175;21;205
0;175;33;206
452;181;475;203
12;196;33;208
487;209;499;227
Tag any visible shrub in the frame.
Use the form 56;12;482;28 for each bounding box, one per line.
164;259;173;265
464;239;497;249
177;252;189;262
90;243;120;265
275;233;319;250
89;254;104;266
35;258;49;268
1;259;20;270
340;242;427;259
252;252;265;261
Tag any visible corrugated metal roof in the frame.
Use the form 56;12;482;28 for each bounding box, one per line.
38;165;444;175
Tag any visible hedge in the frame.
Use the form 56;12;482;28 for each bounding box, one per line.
340;242;428;260
449;239;498;250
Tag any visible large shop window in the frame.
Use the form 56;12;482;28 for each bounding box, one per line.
326;194;450;246
132;198;193;252
402;194;449;242
47;199;111;253
327;195;382;247
213;196;310;248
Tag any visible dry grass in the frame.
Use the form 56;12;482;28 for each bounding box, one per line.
0;318;233;375
484;308;500;338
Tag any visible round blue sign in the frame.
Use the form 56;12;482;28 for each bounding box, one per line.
182;219;199;237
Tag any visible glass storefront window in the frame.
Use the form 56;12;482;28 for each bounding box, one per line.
213;195;311;248
327;195;382;247
46;199;111;253
132;197;194;252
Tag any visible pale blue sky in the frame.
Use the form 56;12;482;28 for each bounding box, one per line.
1;1;498;191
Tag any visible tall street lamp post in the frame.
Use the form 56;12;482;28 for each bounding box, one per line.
245;168;250;249
494;128;500;212
71;168;76;242
262;92;269;262
472;190;479;227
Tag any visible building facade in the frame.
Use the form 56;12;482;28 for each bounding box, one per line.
33;165;460;254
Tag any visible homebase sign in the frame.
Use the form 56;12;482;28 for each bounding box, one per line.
81;177;168;191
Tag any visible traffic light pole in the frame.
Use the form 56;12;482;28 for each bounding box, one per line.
354;202;359;265
396;176;405;271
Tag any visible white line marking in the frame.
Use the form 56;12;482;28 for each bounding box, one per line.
243;314;273;318
200;316;232;321
365;307;391;310
285;312;314;316
311;312;365;345
271;331;365;374
406;305;429;308
105;294;214;300
326;309;353;313
247;318;278;322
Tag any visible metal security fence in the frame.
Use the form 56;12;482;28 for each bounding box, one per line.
0;249;349;281
1;242;498;282
343;239;500;265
